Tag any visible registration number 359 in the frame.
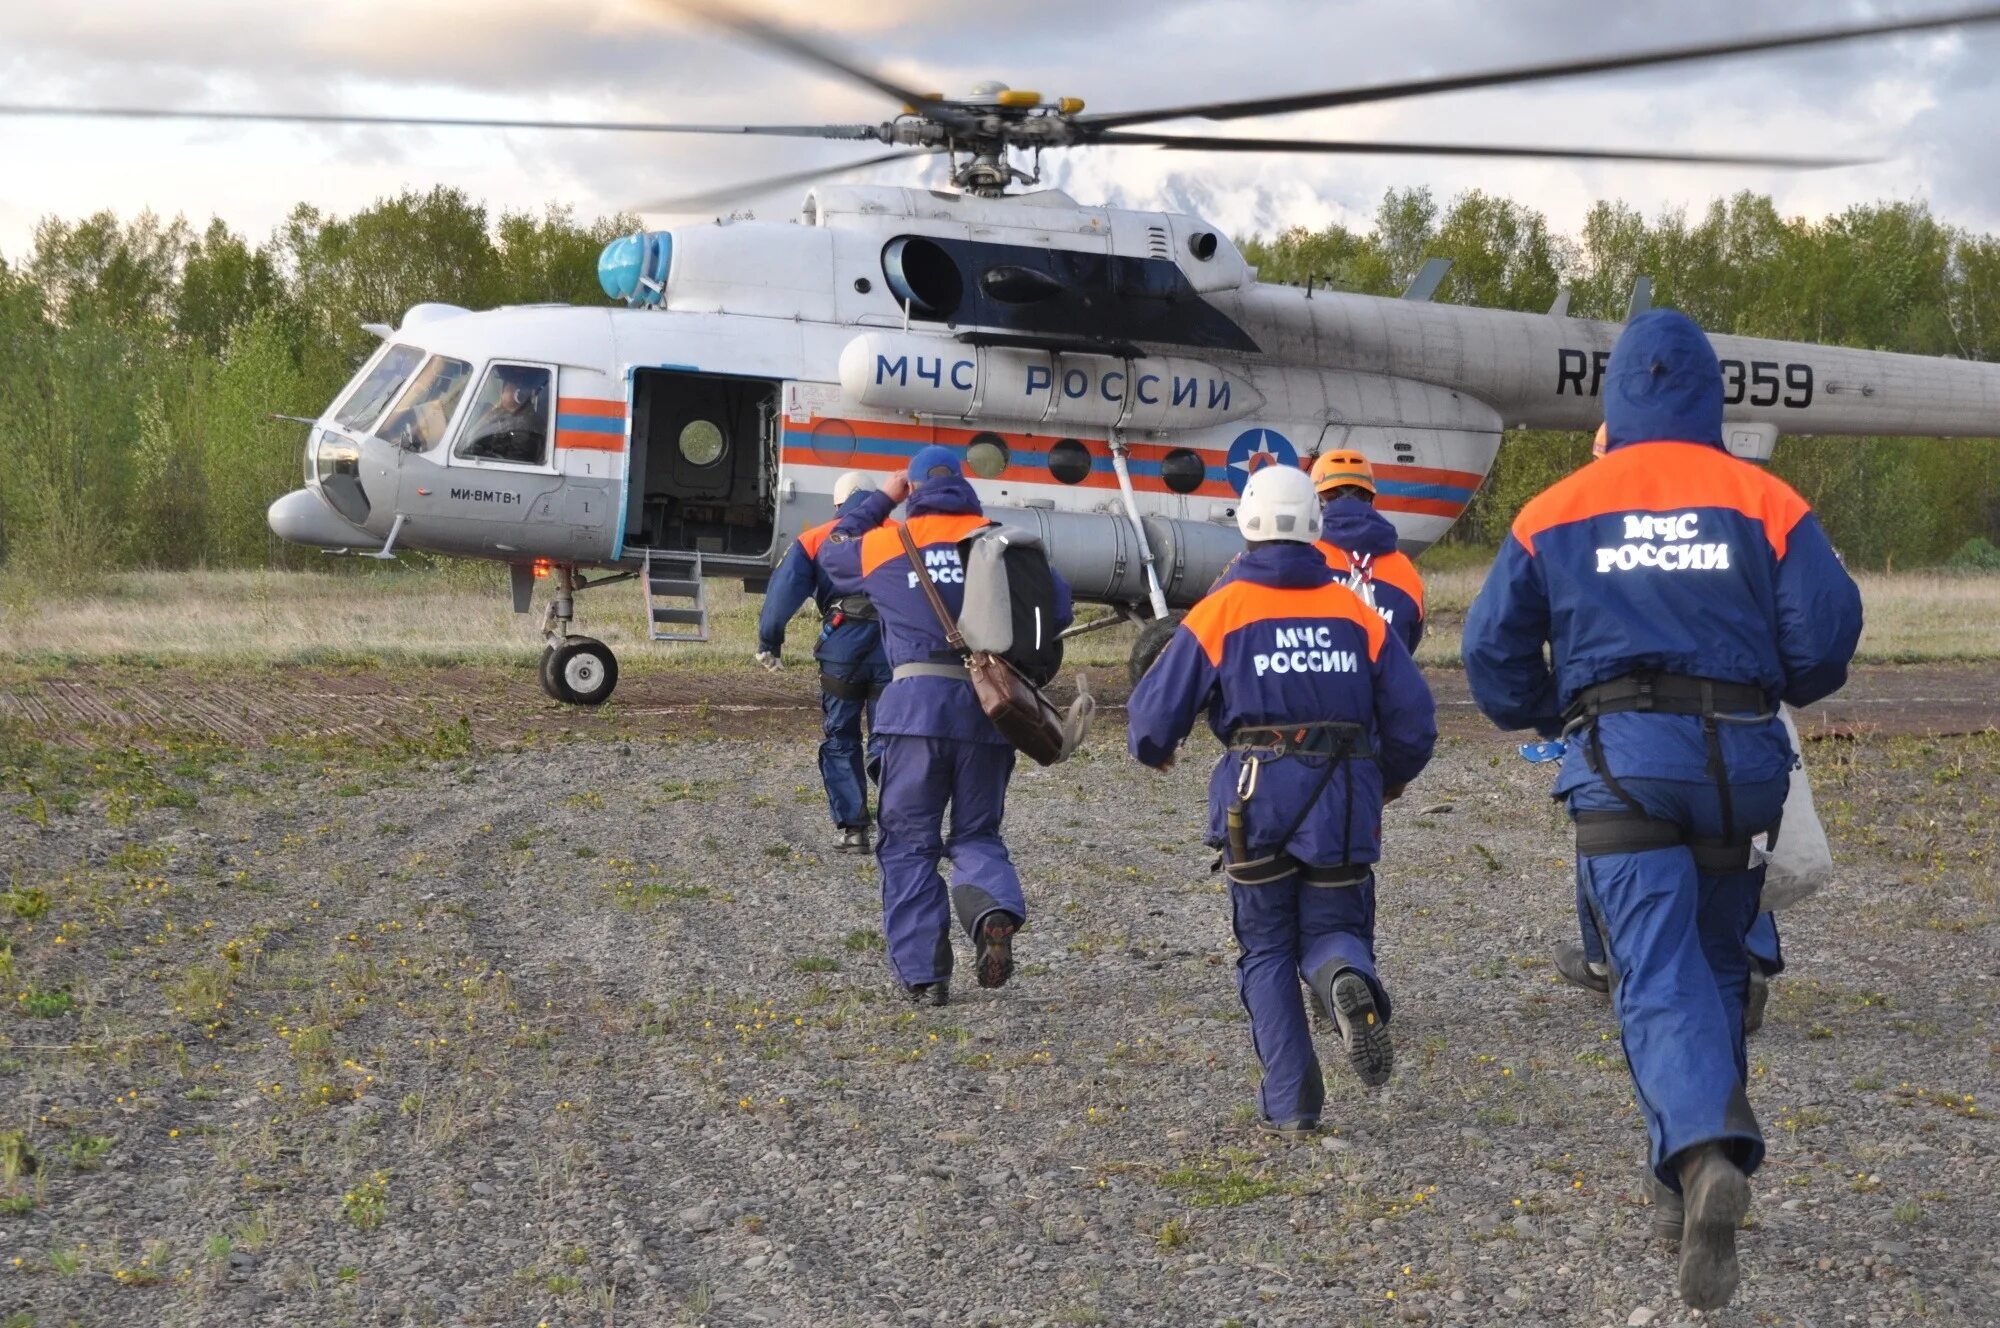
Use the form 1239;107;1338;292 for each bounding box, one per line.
1720;359;1813;409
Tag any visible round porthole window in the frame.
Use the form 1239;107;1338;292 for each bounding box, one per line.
809;417;855;464
1160;448;1207;495
678;419;726;466
1048;438;1091;485
965;433;1010;478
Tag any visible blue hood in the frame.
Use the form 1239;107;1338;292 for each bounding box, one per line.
1229;541;1336;590
1604;308;1724;451
1319;496;1400;556
907;474;984;518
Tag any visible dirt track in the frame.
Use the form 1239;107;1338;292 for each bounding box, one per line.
1;662;1995;750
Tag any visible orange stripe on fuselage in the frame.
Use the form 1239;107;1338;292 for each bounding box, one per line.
857;513;993;577
1510;440;1811;558
1318;544;1427;616
1183;579;1386;667
558;397;625;418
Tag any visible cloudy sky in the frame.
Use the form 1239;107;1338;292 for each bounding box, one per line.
4;1;1999;260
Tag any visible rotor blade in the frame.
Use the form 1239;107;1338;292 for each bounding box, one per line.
1094;131;1869;169
0;103;879;139
660;0;961;122
633;148;940;213
1086;6;2000;129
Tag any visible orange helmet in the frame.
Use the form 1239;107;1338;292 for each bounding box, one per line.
1309;448;1375;496
1592;423;1609;459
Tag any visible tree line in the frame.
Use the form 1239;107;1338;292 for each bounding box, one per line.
0;184;1994;583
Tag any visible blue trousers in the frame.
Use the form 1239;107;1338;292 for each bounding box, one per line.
874;735;1026;986
1577;875;1785;975
818;689;882;830
1570;772;1787;1188
1229;869;1386;1125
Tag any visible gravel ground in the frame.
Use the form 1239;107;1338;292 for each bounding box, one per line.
1;696;1996;1328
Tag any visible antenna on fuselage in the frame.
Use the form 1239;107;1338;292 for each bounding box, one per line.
1401;258;1453;302
1625;277;1654;321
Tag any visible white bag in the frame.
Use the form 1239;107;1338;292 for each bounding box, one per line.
1753;707;1833;912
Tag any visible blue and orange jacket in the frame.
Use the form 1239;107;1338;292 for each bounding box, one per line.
757;492;891;673
1128;542;1436;865
1463;309;1863;787
1318;496;1426;655
821;476;1075;744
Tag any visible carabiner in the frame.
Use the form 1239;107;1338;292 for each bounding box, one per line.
1236;754;1261;801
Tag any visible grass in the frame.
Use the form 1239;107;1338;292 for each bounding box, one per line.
1414;566;2000;665
6;563;1991;672
0;567;1135;672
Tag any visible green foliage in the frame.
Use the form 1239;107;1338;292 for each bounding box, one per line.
19;989;74;1018
1946;536;2000;569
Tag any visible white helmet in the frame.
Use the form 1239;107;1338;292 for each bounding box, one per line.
832;470;877;508
1236;463;1322;544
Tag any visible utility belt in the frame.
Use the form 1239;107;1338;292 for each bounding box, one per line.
1573;810;1775;874
1219;721;1373;886
819;669;886;702
1563;671;1780;868
825;594;878;626
891;654;971;684
1228;723;1376;760
1562;672;1768;727
1226;855;1372;888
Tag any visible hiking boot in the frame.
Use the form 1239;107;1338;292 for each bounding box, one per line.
975;912;1018;990
905;981;949;1008
836;826;872;855
1553;940;1611;995
1258;1117;1320;1137
1650;1174;1685;1244
1320;970;1394;1087
1743;969;1770;1036
1675;1143;1751;1311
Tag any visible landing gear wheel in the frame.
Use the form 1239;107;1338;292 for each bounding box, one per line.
538;645;562;701
1128;613;1184;688
549;637;618;706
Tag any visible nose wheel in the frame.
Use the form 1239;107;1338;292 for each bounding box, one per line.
540;637;619;706
537;562;621;706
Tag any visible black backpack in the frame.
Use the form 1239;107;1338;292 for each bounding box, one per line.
958;528;1065;688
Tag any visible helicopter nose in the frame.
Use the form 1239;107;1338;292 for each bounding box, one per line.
267;487;372;549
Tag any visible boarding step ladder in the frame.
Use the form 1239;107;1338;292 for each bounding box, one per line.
642;549;710;643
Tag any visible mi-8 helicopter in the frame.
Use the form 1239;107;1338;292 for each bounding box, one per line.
12;5;2000;704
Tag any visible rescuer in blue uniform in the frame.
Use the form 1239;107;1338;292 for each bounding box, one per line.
1308;449;1426;656
1552;426;1787;1031
1463;309;1862;1311
1128;464;1436;1129
819;446;1074;1005
756;471;894;854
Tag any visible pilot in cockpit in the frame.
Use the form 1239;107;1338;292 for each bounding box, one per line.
460;366;550;465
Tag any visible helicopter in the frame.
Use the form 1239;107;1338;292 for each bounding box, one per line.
11;4;2000;705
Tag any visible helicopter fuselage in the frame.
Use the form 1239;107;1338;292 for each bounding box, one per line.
268;183;2000;696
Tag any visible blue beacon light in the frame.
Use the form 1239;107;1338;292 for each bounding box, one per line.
596;231;672;306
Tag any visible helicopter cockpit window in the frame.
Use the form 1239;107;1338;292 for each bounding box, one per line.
377;355;474;453
455;364;554;466
333;343;425;432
